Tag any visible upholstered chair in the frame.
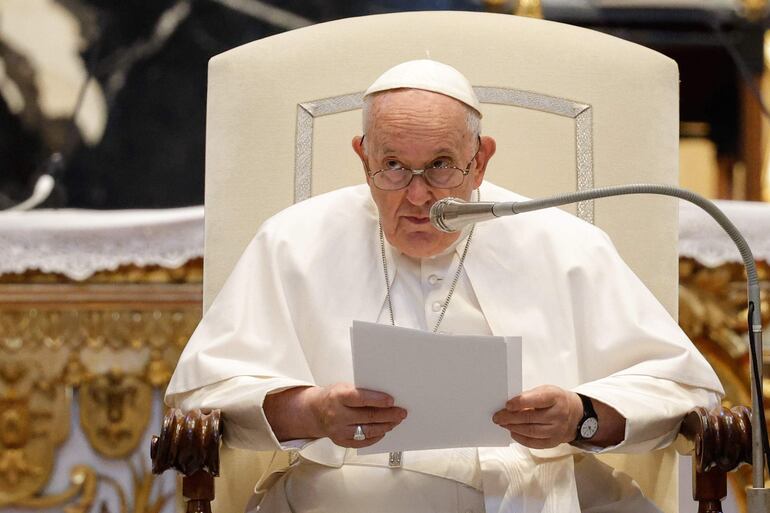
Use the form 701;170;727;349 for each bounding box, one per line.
150;11;751;513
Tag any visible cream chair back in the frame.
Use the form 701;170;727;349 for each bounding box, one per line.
203;11;681;513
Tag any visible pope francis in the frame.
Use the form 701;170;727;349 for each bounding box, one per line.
166;60;724;513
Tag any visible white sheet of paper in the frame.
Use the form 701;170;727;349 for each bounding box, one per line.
351;320;522;454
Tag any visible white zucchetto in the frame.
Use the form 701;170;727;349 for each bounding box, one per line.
364;59;482;117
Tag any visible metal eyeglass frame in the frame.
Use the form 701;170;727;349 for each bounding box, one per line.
361;135;481;191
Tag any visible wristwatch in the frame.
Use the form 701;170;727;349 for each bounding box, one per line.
575;393;599;441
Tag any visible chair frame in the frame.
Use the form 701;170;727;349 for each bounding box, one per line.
151;406;753;513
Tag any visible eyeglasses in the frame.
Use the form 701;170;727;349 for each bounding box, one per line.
362;136;480;191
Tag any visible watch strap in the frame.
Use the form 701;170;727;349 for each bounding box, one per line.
575;393;598;441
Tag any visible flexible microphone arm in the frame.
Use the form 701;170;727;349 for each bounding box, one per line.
431;183;769;507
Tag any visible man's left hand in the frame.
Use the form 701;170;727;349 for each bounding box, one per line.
492;385;583;449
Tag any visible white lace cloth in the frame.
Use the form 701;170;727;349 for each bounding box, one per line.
678;199;770;267
0;207;204;280
0;200;767;280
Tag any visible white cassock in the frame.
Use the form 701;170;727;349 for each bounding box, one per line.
166;181;723;513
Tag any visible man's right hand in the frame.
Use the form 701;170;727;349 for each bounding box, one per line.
263;383;408;448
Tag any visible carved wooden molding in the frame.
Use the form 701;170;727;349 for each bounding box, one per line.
151;409;222;477
680;406;753;473
677;406;753;513
0;274;201;508
151;409;222;513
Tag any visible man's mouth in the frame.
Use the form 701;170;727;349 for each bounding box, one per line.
403;215;430;225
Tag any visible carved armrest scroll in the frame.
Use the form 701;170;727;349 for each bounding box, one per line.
677;406;752;513
151;409;222;513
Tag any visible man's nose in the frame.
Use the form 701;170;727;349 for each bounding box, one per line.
405;174;433;205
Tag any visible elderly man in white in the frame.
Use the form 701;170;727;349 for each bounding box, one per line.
166;60;723;513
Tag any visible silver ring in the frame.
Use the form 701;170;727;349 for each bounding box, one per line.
353;425;366;441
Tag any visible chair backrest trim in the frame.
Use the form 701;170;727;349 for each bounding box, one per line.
293;86;595;222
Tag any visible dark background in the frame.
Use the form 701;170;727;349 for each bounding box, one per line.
0;0;481;209
0;0;764;208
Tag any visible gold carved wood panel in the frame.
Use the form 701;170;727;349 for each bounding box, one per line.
0;264;201;512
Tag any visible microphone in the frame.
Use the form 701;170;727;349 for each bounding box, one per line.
429;198;500;233
430;183;769;497
430;197;517;233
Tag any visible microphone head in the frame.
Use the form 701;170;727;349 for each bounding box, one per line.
430;197;465;233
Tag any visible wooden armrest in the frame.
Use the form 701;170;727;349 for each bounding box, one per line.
151;409;222;513
676;405;752;513
149;405;753;513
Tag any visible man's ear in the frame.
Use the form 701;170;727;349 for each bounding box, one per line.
473;136;496;188
352;136;369;180
352;136;366;162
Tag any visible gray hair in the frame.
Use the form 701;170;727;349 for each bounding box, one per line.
361;92;481;152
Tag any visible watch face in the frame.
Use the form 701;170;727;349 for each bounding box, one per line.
580;417;599;439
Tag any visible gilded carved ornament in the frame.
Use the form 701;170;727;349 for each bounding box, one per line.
741;0;769;21
0;358;70;506
80;369;153;459
482;0;543;18
0;264;200;510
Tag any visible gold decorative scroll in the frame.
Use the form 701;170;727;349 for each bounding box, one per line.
0;264;201;508
0;358;71;505
9;460;172;513
11;465;96;510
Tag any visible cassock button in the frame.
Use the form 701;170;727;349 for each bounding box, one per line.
431;301;442;312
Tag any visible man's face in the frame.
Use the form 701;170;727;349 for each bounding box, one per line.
353;89;496;258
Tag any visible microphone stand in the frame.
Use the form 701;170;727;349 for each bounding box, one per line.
432;183;769;511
